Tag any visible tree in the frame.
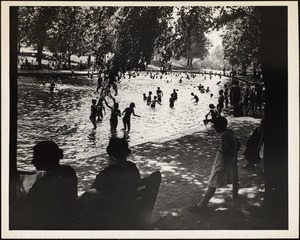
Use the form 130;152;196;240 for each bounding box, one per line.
74;7;116;68
18;7;59;67
216;7;261;75
173;6;212;67
109;7;173;72
46;7;88;67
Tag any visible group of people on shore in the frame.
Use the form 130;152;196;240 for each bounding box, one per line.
227;79;264;117
204;79;264;124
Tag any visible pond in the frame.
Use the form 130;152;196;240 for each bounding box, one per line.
17;71;231;173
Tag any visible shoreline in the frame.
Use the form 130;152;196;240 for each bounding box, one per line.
17;69;257;83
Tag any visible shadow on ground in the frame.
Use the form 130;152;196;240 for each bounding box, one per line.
76;116;266;229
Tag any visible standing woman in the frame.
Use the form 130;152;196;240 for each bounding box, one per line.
189;117;240;212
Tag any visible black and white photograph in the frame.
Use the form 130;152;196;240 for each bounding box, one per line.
1;1;299;239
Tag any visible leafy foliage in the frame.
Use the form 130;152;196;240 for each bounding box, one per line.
215;7;261;72
18;6;214;71
175;6;212;61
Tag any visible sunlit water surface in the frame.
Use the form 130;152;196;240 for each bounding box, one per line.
17;72;230;172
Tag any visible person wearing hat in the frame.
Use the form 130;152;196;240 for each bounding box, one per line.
80;137;140;229
204;104;219;125
91;137;140;199
22;141;78;229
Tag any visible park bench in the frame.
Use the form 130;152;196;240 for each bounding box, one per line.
77;170;162;230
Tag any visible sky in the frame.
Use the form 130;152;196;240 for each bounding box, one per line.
206;29;224;55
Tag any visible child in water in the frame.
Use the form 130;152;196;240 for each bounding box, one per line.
90;99;98;129
150;96;162;108
172;89;178;101
96;97;106;121
122;102;141;132
156;87;163;103
147;91;152;105
143;93;147;101
191;92;199;103
169;93;175;108
104;96;121;131
204;104;219;125
50;79;56;93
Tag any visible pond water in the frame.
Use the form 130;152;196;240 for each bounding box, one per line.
17;71;231;172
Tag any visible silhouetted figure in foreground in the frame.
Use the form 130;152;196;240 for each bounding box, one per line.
20;141;78;229
80;138;141;229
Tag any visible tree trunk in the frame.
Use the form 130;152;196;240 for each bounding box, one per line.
260;6;288;229
87;54;91;68
37;42;43;68
68;53;71;68
187;58;193;68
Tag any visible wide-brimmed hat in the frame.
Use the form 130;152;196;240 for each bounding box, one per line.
32;141;63;165
106;138;131;157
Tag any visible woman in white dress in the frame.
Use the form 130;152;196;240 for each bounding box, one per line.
189;117;240;213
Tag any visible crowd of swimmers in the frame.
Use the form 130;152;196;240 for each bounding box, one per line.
88;68;264;132
41;66;264;134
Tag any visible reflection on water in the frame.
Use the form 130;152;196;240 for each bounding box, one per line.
17;73;230;173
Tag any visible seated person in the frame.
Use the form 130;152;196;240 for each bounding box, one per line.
21;141;78;230
204;104;219;125
91;137;140;200
80;137;141;229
